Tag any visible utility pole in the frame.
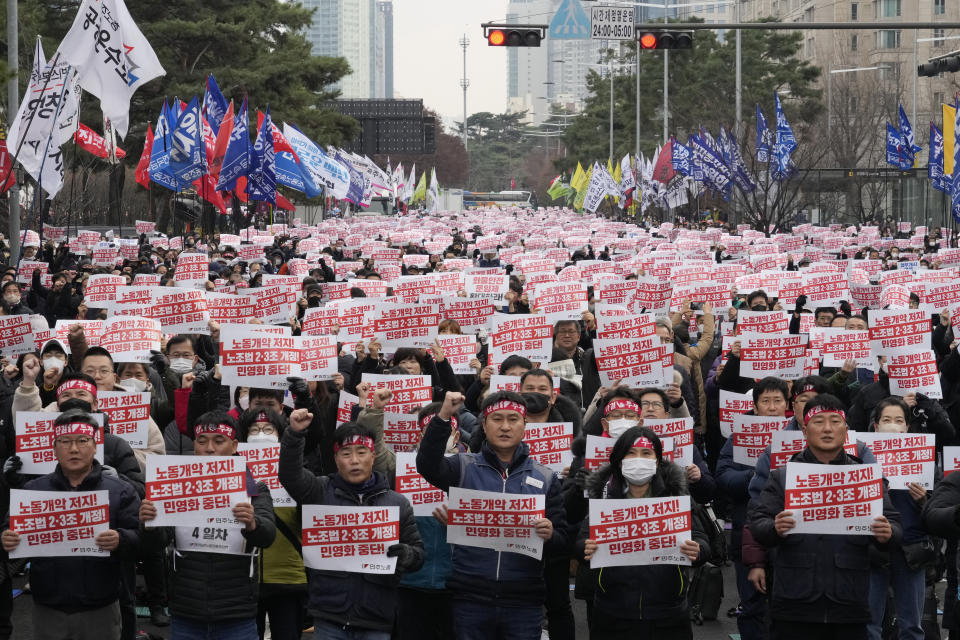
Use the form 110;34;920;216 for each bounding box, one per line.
7;0;19;259
459;34;470;151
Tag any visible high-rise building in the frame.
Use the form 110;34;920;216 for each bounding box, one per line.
303;0;394;99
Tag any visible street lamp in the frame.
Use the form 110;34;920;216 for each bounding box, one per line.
827;65;881;162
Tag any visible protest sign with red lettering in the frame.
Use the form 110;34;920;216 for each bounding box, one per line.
464;273;508;302
592;336;664;388
220;326;301;389
8;489;110;558
801;271;849;308
523;422;573;471
585;434;615;471
100;316;162;363
395;452;446;516
42;224;66;242
175;253;209;288
300;306;339;336
447;487;545;559
300;335;338;381
440;298;495;332
392;276;436;303
381;412;421;452
15;412;105;474
205;292;255;324
135;220;156;234
0;315;34;356
338;391;358;425
820;328;874;370
91;245;118;268
302;505;400;573
97;391;151;448
361;374;433;414
372;303;440;350
921;281;960;313
633;278;673;316
83;273;127;309
719;389;754;438
151;288;210;335
436;334;477;375
331;299;379;343
595;309;655;340
770;430;858;470
531;282;588;321
16;260;47;285
237;443;294;507
644;417;694;467
52;319;104;352
856;432;935;489
735;310;790;335
595;279;639;306
588;496;692;567
488;314;554;368
731;416;791;466
944;446;960;476
868;309;929;356
145;455;246;528
254;285;298;325
110;285;160;317
784;462;883;535
887;351;942;398
738;332;806;380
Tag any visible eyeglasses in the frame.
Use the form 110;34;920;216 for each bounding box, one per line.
83;368;113;377
640;401;665;409
556;329;580;336
248;425;277;436
55;437;94;448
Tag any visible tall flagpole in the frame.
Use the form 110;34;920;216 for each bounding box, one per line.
7;0;19;258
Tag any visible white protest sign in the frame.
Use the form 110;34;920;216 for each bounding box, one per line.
8;489;110;558
300;335;338;381
15;412;104;475
84;274;125;309
372;303;441;350
588;496;692;567
731;416;792;466
738;332;806;380
488;313;554;368
395;451;447;517
97;391;151;448
944;445;960;476
436;334;477;375
592;336;664;388
784;462;883;535
175;253;210;288
144;455;247;528
382;412;421;452
302;505;400;574
856;432;936;489
0;315;35;356
719;389;754;438
523;422;573;472
644;417;694;467
237;443;294;507
887;351;942;399
447;487;545;560
770;430;858;470
220;325;301;390
868;309;930;356
174;524;248;555
149;288;210;335
585;434;615;471
99;316;162;363
361;374;433;414
820;328;874;370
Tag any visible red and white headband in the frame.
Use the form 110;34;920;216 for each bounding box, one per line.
483;400;527;419
804;405;846;423
195;423;238;440
54;422;97;440
604;398;640;417
334;434;375;452
793;383;817;398
57;379;98;399
420;413;458;431
631;436;656;450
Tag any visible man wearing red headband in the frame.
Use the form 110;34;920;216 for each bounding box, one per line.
749;393;901;640
416;391;569;640
278;410;424;639
1;409;140;640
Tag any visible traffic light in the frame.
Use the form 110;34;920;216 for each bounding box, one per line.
919;55;960;77
636;29;694;50
483;23;547;47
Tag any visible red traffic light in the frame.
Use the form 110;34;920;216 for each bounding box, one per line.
639;32;658;49
483;23;545;47
488;29;506;46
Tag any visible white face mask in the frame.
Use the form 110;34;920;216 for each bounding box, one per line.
169;358;194;374
621;457;657;486
238;395;250;410
118;377;148;392
42;357;63;373
248;433;278;444
607;418;638;439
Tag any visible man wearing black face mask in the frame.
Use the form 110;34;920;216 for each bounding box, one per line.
746;289;770;312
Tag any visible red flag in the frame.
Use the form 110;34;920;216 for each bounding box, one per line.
276;192;295;211
209;102;234;182
136;124;153;189
256;110;298;160
74;123;127;159
652;139;677;185
192;174;227;213
510;177;516;189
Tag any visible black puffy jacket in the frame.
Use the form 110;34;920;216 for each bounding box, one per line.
278;428;424;632
748;447;902;624
22;461;141;612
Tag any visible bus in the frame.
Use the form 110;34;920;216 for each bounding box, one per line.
462;190;536;210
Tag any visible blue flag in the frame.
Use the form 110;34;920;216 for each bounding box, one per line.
336;151;366;205
690;134;732;199
217;96;250;192
773;93;796;179
275;150;322;198
168;96;206;187
898;104;922;155
951;98;960;222
203;74;229;135
930;123;948;193
247;107;277;205
886;123;903;168
671;137;693;176
720;127;756;193
148;102;178;191
756;105;771;163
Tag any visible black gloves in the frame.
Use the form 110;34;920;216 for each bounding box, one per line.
794;295;808;314
387;543;421;573
192;369;215;393
3;456;22;488
149;350;168;376
287;376;311;408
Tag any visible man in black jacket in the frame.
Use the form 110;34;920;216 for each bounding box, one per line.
138;411;276;639
748;394;902;640
278;409;424;638
1;409;140;640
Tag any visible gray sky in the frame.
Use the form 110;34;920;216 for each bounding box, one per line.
393;1;510;130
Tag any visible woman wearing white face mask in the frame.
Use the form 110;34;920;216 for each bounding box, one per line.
237;408;307;640
578;427;709;640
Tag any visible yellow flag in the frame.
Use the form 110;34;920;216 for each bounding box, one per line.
571;162;586;190
411;171;427;204
574;166;592;210
945;102;956;176
612;161;621;185
606;158;615;177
